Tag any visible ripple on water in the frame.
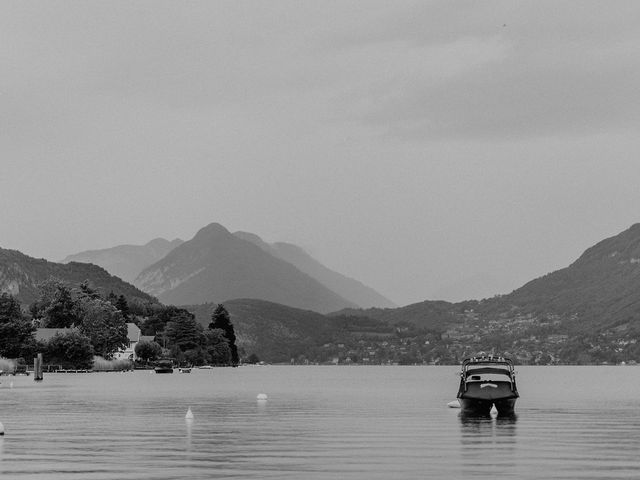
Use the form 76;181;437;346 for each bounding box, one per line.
2;366;640;479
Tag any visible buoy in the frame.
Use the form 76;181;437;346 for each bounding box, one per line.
490;405;498;415
447;400;461;408
185;407;194;419
256;393;268;401
0;421;4;435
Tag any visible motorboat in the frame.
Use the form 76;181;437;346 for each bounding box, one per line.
154;360;174;374
456;355;518;415
178;367;192;373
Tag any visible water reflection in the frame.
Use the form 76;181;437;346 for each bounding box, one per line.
459;412;518;475
459;412;518;440
184;417;193;451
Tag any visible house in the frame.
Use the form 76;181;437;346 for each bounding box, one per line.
36;323;151;361
113;323;142;361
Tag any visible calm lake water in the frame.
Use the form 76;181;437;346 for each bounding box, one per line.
1;366;640;479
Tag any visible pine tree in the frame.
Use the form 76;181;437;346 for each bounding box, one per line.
115;295;130;319
209;304;238;365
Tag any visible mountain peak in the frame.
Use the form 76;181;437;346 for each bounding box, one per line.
135;224;358;312
193;223;232;240
233;231;264;244
574;223;640;266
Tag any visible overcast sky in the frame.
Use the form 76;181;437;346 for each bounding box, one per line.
2;1;640;306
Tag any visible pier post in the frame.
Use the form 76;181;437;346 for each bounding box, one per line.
34;353;43;381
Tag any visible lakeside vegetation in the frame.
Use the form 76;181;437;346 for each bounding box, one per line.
0;279;240;371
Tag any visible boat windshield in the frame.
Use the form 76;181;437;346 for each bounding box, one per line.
461;356;515;375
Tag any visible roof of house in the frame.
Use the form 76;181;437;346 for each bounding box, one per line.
127;323;141;343
139;335;155;343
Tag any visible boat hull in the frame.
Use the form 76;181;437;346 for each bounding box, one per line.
154;368;174;373
458;396;517;416
458;381;518;415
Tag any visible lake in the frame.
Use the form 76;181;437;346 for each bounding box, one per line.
1;365;640;479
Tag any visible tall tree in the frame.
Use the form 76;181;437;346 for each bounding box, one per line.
115;295;130;319
76;296;128;359
0;293;36;358
165;311;203;352
31;278;80;328
204;328;232;365
209;304;238;365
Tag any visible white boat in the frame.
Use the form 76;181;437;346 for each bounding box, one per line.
456;355;519;416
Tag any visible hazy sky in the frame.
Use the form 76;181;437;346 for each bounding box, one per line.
2;1;640;306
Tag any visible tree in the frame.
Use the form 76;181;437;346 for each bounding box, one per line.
134;340;162;363
183;347;208;366
31;278;80;328
209;304;238;365
165;311;203;352
79;280;101;299
76;296;128;359
0;293;36;358
141;305;188;336
115;295;130;319
203;328;232;365
46;331;94;369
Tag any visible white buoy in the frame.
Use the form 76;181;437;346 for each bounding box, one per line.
256;393;268;401
0;421;4;435
447;400;461;408
490;405;498;416
185;407;194;420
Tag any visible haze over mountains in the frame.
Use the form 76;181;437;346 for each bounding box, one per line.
62;222;394;312
63;238;184;284
198;223;640;362
232;231;395;309
0;248;154;306
338;223;640;332
4;223;640;363
135;223;359;312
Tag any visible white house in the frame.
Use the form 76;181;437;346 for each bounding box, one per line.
113;323;142;361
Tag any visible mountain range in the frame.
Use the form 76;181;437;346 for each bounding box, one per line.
335;223;640;333
180;223;640;362
0;247;155;306
63;222;394;312
4;222;640;363
232;231;395;308
63;238;184;284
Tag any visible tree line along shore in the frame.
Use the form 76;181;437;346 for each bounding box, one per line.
0;279;243;372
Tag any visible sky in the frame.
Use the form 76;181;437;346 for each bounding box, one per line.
2;1;640;306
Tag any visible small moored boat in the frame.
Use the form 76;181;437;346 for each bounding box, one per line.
456;355;518;416
154;360;174;374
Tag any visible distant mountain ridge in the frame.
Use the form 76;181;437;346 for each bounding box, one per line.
6;223;640;364
62;225;393;311
62;238;183;283
233;231;395;308
489;222;640;330
135;223;359;313
338;223;640;334
0;247;156;306
185;299;395;363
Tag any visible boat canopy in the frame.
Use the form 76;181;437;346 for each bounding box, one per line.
461;356;514;367
464;366;512;376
